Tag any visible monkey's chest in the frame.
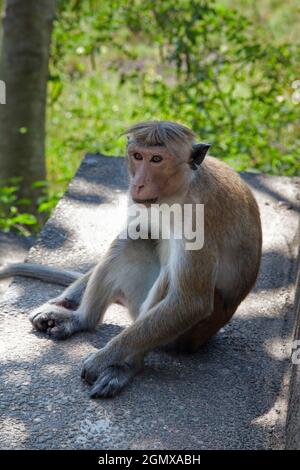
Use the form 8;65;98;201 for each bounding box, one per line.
157;239;171;266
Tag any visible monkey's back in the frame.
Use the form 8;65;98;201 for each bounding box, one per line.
191;156;262;308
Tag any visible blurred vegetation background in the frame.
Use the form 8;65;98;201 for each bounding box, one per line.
0;0;299;234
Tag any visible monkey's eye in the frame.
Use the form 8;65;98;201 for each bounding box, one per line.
133;152;143;160
151;155;163;163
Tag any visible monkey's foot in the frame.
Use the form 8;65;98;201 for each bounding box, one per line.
29;303;83;339
81;350;142;398
81;350;111;384
90;365;140;398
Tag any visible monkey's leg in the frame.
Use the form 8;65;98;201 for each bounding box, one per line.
88;353;145;398
76;238;159;329
29;270;93;339
138;267;169;318
81;255;217;398
29;257;118;339
76;243;161;398
31;238;158;343
50;270;93;309
81;293;205;396
172;289;238;353
86;268;167;399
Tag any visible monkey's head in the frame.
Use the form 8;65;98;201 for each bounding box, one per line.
123;121;210;207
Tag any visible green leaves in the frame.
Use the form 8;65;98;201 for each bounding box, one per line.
0;179;63;235
3;0;297;235
0;180;37;235
48;0;299;180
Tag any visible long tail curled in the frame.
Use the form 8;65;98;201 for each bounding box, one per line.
0;263;81;286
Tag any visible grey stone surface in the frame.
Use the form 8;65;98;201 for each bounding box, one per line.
286;221;300;450
0;233;35;297
0;154;299;450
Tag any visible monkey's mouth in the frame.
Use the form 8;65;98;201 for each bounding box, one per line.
132;197;159;206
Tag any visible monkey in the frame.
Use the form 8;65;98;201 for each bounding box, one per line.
0;120;262;398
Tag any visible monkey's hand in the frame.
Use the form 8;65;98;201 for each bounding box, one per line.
29;302;84;339
81;349;143;398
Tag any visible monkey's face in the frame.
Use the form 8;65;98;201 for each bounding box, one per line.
127;144;190;207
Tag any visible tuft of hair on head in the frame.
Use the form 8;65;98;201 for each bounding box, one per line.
122;120;196;159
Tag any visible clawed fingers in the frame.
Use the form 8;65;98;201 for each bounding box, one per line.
81;351;102;384
81;349;141;398
29;304;82;339
90;365;136;399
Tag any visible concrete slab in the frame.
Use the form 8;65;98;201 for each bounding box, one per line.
0;154;299;450
286;221;300;450
0;233;35;297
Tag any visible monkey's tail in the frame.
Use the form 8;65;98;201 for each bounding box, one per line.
0;263;81;286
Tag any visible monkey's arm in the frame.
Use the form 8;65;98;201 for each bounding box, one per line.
1;262;93;335
82;249;217;396
108;246;217;355
27;268;94;338
0;262;81;286
28;237;129;338
83;290;213;381
111;292;207;354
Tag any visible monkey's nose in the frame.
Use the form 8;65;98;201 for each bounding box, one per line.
135;184;145;195
131;182;147;200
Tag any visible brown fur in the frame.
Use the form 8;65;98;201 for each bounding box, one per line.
0;121;262;398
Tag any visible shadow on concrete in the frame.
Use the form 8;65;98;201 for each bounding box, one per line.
0;297;294;449
1;157;298;449
253;249;297;292
75;154;128;191
242;172;300;214
65;190;108;206
34;220;71;251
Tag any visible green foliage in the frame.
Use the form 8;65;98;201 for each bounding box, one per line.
1;0;300;234
47;0;299;182
0;179;37;235
0;179;63;235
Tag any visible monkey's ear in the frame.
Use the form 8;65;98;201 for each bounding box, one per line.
190;143;211;170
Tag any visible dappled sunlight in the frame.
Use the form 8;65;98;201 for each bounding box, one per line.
0;0;299;451
76;414;125;448
0;279;30;307
0;290;296;449
251;370;290;435
245;175;300;214
41;363;73;377
3;369;32;386
264;337;292;361
0;322;53;361
74;194;128;253
235;293;294;320
0;417;28;448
